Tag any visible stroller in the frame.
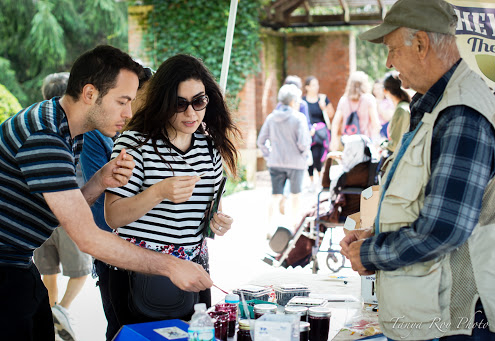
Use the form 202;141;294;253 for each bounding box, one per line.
264;135;380;273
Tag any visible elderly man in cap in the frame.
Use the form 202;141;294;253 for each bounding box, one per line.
340;0;495;339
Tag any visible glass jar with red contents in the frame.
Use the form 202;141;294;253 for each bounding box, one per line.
299;321;310;341
207;310;228;341
284;305;308;322
237;320;253;341
253;303;277;319
308;307;331;341
225;294;240;326
215;303;237;337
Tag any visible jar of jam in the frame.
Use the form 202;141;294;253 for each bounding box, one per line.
215;303;237;337
308;307;331;341
299;321;310;341
207;311;228;341
284;305;308;322
225;294;240;324
237;320;253;341
253;303;277;319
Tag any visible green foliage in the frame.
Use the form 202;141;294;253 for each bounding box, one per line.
0;84;22;123
224;165;250;197
26;1;66;70
0;0;128;106
355;27;390;82
142;0;262;98
0;58;28;105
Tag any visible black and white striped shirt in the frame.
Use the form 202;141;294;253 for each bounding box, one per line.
107;130;223;255
0;98;83;267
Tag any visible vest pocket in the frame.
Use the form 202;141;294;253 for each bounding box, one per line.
380;169;423;226
380;131;428;226
378;261;443;333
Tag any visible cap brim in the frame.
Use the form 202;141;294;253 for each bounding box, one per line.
359;23;399;43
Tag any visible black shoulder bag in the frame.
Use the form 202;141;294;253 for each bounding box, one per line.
128;271;198;320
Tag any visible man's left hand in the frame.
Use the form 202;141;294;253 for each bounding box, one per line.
348;239;375;276
99;149;135;188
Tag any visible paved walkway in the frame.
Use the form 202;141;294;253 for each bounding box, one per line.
61;171;361;341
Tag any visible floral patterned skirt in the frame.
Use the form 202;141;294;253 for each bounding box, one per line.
118;235;210;273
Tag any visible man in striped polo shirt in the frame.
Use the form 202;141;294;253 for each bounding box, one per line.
0;45;213;341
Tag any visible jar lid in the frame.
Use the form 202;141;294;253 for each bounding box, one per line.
234;285;269;293
253;303;277;313
225;293;240;304
275;283;310;291
308;306;332;317
239;319;252;330
284;306;308;315
300;321;310;332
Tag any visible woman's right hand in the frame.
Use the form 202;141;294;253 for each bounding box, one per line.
157;176;201;203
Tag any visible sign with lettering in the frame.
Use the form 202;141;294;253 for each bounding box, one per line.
448;1;495;88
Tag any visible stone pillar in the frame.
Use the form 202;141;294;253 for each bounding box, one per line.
128;5;153;64
234;77;258;185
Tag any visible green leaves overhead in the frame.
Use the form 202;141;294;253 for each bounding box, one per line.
26;1;66;70
0;0;128;105
142;0;262;98
82;0;127;40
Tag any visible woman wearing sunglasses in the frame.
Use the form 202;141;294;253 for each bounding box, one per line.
104;54;239;325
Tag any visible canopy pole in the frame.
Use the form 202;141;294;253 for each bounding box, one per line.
219;0;239;94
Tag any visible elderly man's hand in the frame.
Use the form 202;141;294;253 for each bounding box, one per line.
340;228;373;258
348;239;375;276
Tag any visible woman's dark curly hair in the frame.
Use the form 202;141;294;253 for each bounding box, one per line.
124;54;240;176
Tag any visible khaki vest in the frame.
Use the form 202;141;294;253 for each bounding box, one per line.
376;60;495;340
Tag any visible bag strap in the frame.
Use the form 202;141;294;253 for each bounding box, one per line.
206;137;214;165
348;97;362;113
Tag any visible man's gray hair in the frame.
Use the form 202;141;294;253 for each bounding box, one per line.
278;83;302;106
284;75;303;89
41;72;70;100
403;28;459;67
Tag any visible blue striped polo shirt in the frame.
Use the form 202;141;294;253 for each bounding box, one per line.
0;97;83;268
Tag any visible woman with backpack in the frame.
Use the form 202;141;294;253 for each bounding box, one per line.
330;71;381;152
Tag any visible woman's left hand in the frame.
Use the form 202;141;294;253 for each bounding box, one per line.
210;211;233;236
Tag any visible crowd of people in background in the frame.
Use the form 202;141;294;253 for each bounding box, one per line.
258;69;412;229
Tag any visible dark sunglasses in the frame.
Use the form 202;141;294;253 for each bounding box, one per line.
176;95;209;112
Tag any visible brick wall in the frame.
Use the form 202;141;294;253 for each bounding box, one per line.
286;31;353;107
